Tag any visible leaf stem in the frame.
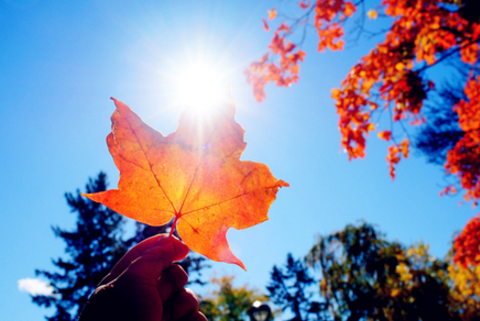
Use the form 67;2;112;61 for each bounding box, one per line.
169;215;179;238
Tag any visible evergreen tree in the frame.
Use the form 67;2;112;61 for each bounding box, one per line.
267;254;316;321
414;73;467;165
33;172;129;321
31;172;209;320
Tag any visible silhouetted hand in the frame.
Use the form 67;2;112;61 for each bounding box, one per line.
79;234;207;321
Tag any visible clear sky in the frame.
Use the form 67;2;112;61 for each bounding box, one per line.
0;0;474;320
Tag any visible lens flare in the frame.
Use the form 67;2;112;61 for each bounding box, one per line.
175;63;227;114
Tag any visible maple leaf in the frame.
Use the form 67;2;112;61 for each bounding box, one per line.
268;9;277;20
83;97;288;270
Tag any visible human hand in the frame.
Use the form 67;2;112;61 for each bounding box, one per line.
79;234;207;321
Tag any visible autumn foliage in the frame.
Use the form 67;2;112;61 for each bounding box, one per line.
247;0;480;265
446;76;480;204
453;215;480;267
83;97;288;269
248;0;479;178
448;258;480;319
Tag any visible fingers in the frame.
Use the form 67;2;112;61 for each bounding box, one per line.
159;265;206;321
170;237;190;262
163;288;200;321
98;234;165;286
99;234;189;286
99;234;165;285
157;264;189;302
120;236;177;284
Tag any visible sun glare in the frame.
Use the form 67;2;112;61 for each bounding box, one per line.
175;63;228;114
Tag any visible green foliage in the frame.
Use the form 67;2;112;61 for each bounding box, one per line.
200;275;268;321
266;222;478;321
448;259;480;321
305;222;460;321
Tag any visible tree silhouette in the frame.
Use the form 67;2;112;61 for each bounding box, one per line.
32;172;129;321
31;172;209;321
267;253;316;321
414;82;465;165
306;222;463;321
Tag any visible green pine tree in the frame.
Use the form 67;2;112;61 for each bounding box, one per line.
33;172;129;321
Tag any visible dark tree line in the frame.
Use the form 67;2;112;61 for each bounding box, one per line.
30;173;480;321
267;222;479;321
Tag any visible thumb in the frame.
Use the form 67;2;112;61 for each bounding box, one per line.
119;235;189;284
165;235;190;262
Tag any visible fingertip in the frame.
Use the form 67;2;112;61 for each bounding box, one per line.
155;234;173;246
172;237;190;262
154;234;189;261
196;312;209;321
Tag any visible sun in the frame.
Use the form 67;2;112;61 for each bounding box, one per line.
174;62;228;114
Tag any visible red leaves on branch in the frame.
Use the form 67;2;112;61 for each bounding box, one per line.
248;0;480;273
386;139;409;179
333;2;479;181
452;73;480;264
83;98;288;269
461;43;479;64
248;0;480;194
245;23;306;102
314;0;355;51
454;215;480;267
445;76;480;204
246;0;355;102
332;84;375;160
331;0;474;170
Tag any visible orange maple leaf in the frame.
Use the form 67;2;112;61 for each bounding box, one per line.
82;97;288;270
268;9;277;20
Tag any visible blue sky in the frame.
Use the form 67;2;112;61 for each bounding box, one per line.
0;0;474;320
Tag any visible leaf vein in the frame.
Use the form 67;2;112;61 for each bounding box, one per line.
123;121;177;213
180;184;279;217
